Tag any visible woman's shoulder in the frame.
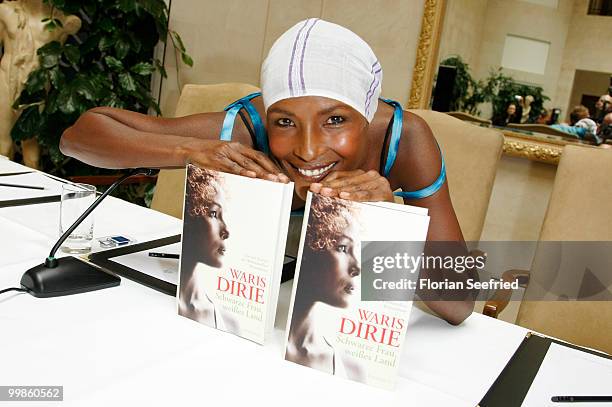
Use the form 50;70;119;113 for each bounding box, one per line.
382;107;442;191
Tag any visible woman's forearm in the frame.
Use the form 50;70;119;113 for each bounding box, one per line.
60;109;207;169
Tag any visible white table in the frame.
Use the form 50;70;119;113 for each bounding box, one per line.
0;162;529;406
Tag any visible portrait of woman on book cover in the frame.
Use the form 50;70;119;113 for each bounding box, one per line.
178;166;239;334
286;195;366;382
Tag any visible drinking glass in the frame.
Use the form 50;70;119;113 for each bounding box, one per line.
59;183;96;253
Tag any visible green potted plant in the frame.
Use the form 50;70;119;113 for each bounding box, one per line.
11;0;191;205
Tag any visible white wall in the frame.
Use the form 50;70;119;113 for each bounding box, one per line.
160;0;426;117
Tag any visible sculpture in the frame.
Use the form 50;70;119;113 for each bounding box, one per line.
0;0;80;168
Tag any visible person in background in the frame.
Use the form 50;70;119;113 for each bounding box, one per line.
594;95;612;124
536;109;552;125
519;95;534;123
552;105;600;143
492;103;519;126
597;112;612;148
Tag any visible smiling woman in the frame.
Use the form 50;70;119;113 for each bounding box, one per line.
59;19;474;325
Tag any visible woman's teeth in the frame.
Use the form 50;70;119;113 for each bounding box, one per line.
297;163;335;177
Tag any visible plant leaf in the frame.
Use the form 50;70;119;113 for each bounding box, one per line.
98;35;114;52
25;69;48;95
11;106;41;141
171;31;186;52
73;77;98;101
104;55;124;71
181;53;194;67
130;62;155;75
63;43;80;65
57;87;80;114
118;72;136;92
115;37;130;60
38;41;62;68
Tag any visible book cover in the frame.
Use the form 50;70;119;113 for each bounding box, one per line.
285;193;430;389
178;164;293;344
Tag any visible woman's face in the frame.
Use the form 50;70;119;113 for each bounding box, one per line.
267;96;369;200
507;104;516;115
190;189;229;268
305;222;360;308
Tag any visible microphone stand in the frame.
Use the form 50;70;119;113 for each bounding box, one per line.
20;168;159;298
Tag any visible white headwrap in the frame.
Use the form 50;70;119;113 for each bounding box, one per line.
261;19;382;123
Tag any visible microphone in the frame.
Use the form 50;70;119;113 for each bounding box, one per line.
20;168;159;298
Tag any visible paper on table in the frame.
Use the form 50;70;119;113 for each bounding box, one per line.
522;343;612;407
112;242;181;285
0;158;28;173
0;172;64;203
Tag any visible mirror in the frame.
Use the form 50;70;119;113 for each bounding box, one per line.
431;0;612;154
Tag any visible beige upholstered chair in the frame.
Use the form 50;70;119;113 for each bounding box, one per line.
446;111;492;126
150;83;260;218
410;110;504;241
485;145;612;354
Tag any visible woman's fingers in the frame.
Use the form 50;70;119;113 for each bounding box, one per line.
195;142;287;182
240;147;281;174
313;169;393;202
321;170;378;189
322;169;365;183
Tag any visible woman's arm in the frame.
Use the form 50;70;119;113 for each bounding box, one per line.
60;107;285;179
391;112;476;325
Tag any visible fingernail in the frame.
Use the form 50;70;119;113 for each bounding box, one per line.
321;187;333;195
339;192;350;199
310;183;322;192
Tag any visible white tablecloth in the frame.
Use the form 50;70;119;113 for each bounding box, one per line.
0;162;530;406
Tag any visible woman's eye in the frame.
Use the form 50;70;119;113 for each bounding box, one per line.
326;116;345;125
276;118;294;127
337;244;347;253
209;211;217;219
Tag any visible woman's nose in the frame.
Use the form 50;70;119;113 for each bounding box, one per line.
349;257;360;277
293;127;326;162
220;222;229;240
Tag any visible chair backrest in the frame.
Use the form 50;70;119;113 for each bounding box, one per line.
446;111;492;126
410;110;504;241
516;145;612;354
150;83;260;218
506;123;575;138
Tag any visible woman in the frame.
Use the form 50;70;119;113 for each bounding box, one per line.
286;195;363;380
178;166;233;330
60;19;474;324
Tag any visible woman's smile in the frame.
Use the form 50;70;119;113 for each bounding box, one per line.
285;160;338;182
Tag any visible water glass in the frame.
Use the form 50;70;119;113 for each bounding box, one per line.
59;183;96;253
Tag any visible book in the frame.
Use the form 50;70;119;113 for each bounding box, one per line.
177;164;294;344
284;192;430;389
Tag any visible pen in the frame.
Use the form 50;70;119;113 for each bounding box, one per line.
552;396;612;402
0;182;45;190
149;252;180;259
0;171;34;177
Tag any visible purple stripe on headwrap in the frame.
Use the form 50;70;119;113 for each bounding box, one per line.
364;62;382;116
365;68;382;116
288;19;310;97
299;18;320;93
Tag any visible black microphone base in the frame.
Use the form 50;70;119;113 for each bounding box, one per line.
21;257;120;298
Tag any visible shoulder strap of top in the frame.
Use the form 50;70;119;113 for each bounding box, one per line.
381;98;404;178
220;92;269;154
380;98;447;200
